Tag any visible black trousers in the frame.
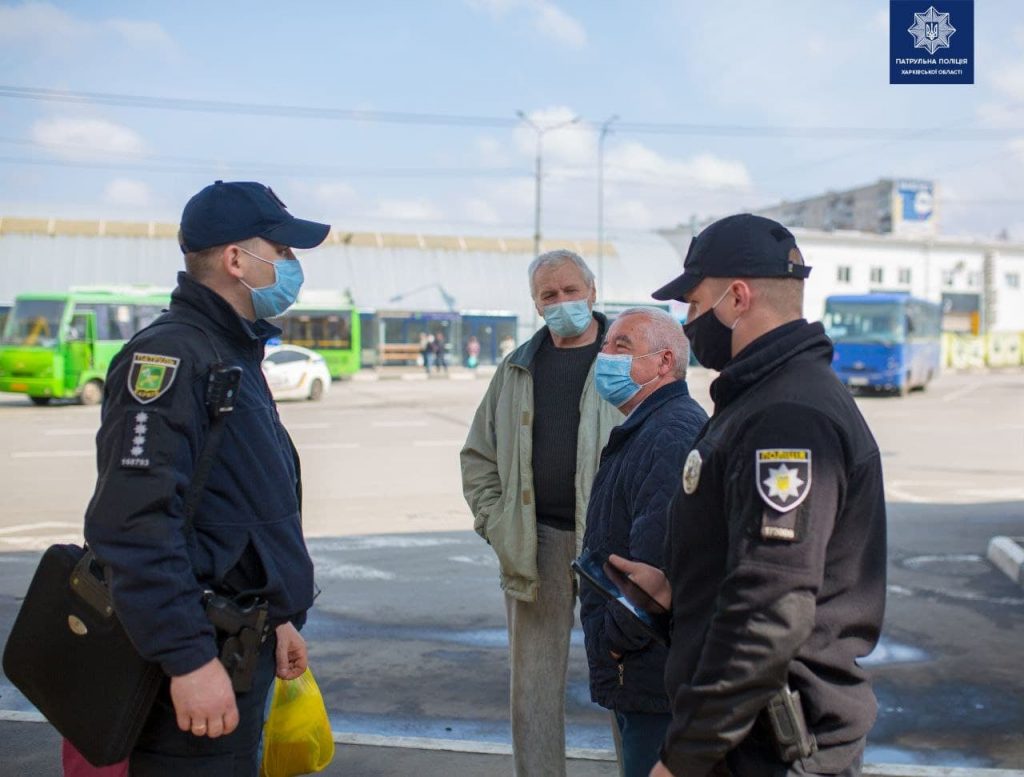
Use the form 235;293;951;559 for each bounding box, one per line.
129;635;277;777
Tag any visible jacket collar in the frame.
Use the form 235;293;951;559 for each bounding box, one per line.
169;271;281;345
509;311;609;370
603;380;691;457
710;319;832;412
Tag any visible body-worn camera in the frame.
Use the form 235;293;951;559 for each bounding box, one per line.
766;685;818;761
202;591;269;693
206;364;242;418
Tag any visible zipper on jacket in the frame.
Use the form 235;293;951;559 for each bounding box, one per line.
617;662;624;687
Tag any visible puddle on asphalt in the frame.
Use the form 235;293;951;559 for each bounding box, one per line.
865;744;990;768
861;636;929;666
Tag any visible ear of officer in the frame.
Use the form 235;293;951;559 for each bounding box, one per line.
652;213;811;370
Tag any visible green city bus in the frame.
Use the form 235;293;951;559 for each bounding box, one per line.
272;298;361;379
0;287;170;405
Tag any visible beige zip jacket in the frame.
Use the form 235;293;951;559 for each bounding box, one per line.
460;314;620;601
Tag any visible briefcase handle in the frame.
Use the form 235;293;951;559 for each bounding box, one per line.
70;550;114;619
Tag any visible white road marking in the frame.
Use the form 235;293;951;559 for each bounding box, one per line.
449;555;498;567
311;561;396;580
11;450;92;458
297;442;360;450
885;484;928;503
373;421;428;428
42;428;96;436
0;521;81;536
413;440;463;447
0;535;82;547
941;382;982;403
310;536;465;551
284;422;332;430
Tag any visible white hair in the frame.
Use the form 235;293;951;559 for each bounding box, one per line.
616;306;689;380
528;249;595;297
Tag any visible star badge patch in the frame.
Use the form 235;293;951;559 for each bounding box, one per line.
755;449;812;513
127;353;179;404
682;449;702;495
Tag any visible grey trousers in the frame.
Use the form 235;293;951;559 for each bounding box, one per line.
504;522;578;777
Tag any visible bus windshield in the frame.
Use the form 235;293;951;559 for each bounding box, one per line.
823;303;905;344
1;299;66;347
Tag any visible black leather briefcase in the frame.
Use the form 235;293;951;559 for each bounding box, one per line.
2;543;163;766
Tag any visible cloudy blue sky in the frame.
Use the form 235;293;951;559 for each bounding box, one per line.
0;1;1021;239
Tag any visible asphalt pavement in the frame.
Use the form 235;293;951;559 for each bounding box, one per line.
0;370;1022;772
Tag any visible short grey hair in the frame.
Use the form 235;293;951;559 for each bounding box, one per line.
528;249;596;297
616;306;689;380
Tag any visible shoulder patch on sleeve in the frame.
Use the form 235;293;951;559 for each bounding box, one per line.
127;353;180;404
755;448;812;513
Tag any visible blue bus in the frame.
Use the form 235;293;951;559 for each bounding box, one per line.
823;294;941;395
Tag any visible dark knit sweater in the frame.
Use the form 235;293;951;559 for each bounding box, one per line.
530;334;601;530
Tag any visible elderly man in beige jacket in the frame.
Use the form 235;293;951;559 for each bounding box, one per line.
461;249;620;777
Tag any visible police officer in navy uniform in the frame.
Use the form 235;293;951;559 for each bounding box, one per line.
610;214;887;777
84;181;330;775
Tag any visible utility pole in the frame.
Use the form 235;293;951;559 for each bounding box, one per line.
517;111;581;329
597;115;618;312
517;111;581;261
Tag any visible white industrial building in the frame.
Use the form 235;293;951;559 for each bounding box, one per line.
2;214;1022;361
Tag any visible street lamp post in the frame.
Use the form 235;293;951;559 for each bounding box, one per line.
516;111;581;329
597;115;618;313
517;111;581;260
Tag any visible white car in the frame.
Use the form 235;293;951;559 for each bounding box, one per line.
262;344;331;401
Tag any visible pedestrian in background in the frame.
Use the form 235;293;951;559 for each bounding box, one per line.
466;335;481;369
434;330;449;373
612;214;886;777
461;249;620;777
421;332;434;374
579;307;707;777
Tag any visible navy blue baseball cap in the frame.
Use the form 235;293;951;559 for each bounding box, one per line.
652;213;811;301
178;180;331;254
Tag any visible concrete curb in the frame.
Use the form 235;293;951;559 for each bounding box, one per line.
987;536;1024;585
2;712;1021;775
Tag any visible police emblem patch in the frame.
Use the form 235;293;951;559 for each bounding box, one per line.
755;449;812;513
682;449;702;495
127;353;179;404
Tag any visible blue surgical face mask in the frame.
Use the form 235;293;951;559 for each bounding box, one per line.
238;246;304;319
594;350;665;407
542;299;592;338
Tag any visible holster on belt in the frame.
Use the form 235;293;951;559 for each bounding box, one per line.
202;591;269;693
763;684;818;762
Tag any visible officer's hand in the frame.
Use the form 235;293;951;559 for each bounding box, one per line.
608;554;672;610
649;761;675;776
275;621;308;680
169;658;238;738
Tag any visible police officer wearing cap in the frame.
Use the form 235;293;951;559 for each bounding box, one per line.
609;214;887;776
84;181;330;775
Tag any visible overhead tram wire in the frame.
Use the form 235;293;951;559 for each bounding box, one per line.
1;85;1022;140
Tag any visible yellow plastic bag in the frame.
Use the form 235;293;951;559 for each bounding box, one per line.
259;668;335;777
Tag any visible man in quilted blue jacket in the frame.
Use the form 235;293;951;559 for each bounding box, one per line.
579;306;708;777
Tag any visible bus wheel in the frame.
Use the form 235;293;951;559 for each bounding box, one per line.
308;379;324;401
80;380;104;406
29;396;51;406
